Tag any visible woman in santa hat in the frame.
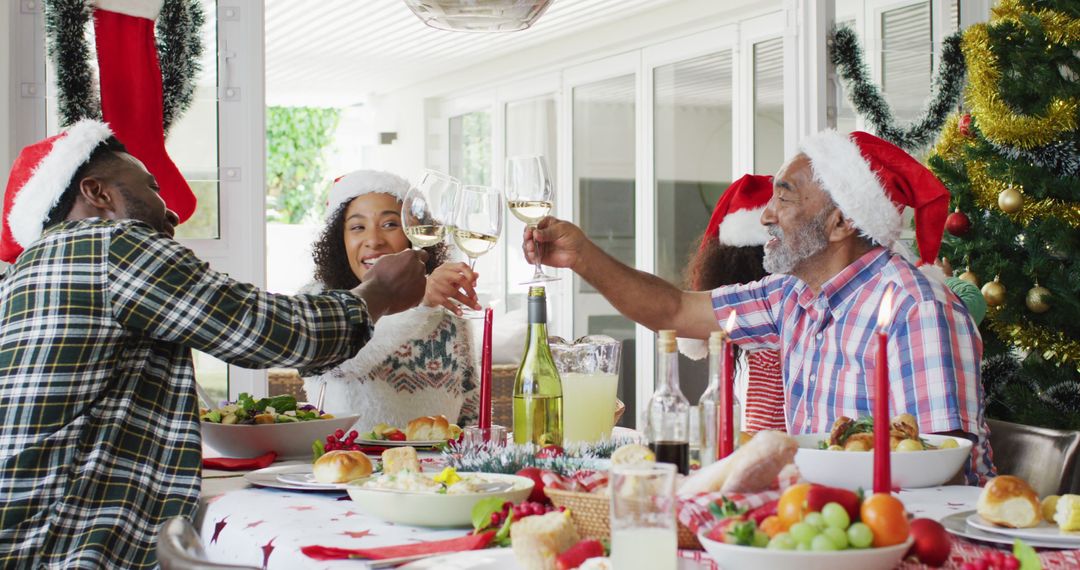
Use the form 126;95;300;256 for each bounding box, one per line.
302;171;480;429
680;174;787;434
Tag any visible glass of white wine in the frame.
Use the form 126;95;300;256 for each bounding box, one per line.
401;169;460;249
452;185;504;318
505;155;559;283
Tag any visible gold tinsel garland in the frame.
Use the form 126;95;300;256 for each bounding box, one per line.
963;22;1079;148
994;0;1080;47
931;113;1080;229
988;314;1080;370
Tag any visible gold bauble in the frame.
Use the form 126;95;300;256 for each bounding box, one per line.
982;276;1007;307
959;267;980;287
998;186;1024;213
1026;284;1052;313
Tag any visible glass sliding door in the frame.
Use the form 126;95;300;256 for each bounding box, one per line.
653;49;733;406
572;74;636;426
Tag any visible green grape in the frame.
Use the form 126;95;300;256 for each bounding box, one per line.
796;542;811;551
767;533;797;550
821;502;851;530
752;530;770;548
789;522;819;545
822;526;849;550
803;512;827;530
848;522;874;549
811;534;838;552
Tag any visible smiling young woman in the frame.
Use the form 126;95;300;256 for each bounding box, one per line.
303;170;481;428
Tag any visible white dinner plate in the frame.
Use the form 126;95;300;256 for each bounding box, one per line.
347;473;533;527
940;511;1080;549
966;513;1080;545
355;438;447;448
400;548;522;569
244;463;367;492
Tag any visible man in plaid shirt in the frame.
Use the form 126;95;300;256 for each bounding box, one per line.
0;121;434;568
525;130;994;485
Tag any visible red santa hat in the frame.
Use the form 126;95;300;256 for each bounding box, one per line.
325;170;410;220
797;130;949;272
701;174;774;249
1;120;115;263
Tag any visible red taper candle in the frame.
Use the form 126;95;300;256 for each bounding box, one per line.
873;286;894;494
478;307;494;431
718;310;738;460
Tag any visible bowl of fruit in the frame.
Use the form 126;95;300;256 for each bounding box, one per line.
793;414;973;490
698;484;916;570
201;393;359;460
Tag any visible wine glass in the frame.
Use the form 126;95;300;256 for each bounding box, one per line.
506;155;559;283
401;169;460;250
452;185;504;318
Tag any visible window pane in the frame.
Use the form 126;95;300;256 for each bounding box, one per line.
193;350;228;404
505;96;557;314
654;50;733;408
572;74;636;426
881;2;933;124
753;37;785;175
449;111;491;186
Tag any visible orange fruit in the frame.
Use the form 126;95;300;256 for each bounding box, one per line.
777;483;812;530
759;515;784;538
860;493;910;547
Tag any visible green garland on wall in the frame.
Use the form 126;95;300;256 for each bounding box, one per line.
830;25;966;151
43;0;204;132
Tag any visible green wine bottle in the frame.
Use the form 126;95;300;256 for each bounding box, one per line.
513;286;563;447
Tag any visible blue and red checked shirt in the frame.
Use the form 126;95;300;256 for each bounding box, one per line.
712;247;995;485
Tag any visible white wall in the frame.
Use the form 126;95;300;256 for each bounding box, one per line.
1;2;12;179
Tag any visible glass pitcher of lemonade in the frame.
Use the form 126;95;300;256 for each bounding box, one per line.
549;335;622;443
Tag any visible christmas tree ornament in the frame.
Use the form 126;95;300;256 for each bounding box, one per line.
958;113;973;136
998;186;1024;213
945;208;972;236
982;276;1006;306
959;267;980;287
1026;283;1051;313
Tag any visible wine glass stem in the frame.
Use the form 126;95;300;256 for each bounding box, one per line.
532;228;544;275
468;257;478;272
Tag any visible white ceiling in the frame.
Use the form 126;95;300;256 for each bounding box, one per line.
265;0;684;106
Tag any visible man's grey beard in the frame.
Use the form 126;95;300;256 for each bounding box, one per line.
762;208;832;274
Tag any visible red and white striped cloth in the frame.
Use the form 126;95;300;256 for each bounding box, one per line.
742;350;788;433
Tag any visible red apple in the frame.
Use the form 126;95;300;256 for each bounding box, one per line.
516;467;549;504
908;518;952;567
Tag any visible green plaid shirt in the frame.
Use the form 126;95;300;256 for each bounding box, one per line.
0;219;372;569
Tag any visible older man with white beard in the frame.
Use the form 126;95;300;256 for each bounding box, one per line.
524;130;993;485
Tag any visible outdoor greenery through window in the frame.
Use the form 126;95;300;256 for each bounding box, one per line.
449;111;492;186
266;106;342;224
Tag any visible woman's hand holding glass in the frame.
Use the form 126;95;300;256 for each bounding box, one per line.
422;261;480;316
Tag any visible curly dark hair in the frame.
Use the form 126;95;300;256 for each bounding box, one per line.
683;232;766;291
312;198;448;290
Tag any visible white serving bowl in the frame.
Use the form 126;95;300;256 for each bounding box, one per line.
202;415;360;460
793;433;973;490
347;473;534;527
699;532;913;570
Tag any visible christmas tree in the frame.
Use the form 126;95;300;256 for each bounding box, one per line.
925;0;1080;430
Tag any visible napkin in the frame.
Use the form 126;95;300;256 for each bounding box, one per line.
301;530;495;561
202;451;277;471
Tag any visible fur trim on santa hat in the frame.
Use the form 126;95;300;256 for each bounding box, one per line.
717;207;770;247
326;170;410;220
93;0;163;20
798;130;902;250
8;120;114;249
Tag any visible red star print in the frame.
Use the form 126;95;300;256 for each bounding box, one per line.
244;520;265;529
287;505;315;511
342;529;375;539
260;537;276;570
341;510;359;517
210;516;229;544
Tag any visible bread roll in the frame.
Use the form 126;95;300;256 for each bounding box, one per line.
678;430;797;497
511;511;580;570
406;415;452;440
610;444;654;465
977;475;1041;528
381;446;420;475
312;450;373;483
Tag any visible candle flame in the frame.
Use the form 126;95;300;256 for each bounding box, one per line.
877;285;894;329
724;310;737;334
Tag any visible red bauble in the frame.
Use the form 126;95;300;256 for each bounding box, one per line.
958;113;972;137
945;208;971;237
515;467;549;504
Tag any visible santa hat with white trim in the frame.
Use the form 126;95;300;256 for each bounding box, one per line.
798;130;950;275
678;173;774;360
1;119;115;263
325;170;410;221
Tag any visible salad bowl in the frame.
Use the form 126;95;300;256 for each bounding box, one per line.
201;393;359;460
